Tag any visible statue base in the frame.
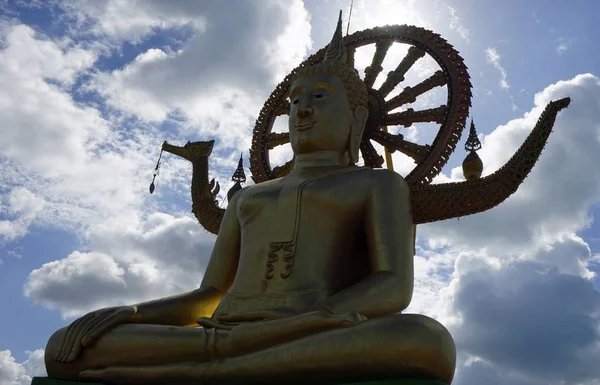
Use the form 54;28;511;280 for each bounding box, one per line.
32;377;448;385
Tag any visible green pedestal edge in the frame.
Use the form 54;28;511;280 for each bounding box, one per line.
32;378;103;385
32;377;448;385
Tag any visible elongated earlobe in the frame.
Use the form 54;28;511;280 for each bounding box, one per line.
349;105;369;164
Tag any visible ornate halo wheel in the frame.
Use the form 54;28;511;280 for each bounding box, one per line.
250;25;472;187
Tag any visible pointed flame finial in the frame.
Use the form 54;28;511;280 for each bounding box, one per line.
227;153;246;201
465;119;482;152
231;153;246;183
462;118;483;181
323;10;348;65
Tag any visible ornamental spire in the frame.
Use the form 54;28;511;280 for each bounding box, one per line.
323;11;348;66
465;119;482;152
227;153;246;201
462;118;483;181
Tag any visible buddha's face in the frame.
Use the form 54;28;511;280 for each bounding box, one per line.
288;73;354;156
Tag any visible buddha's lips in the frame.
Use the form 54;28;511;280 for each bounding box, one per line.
295;122;315;131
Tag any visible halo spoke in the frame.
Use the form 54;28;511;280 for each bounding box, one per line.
384;105;447;127
347;45;356;69
378;46;426;97
267;133;290;149
363;40;393;89
360;141;384;168
272;159;294;178
386;70;447;111
277;100;290;116
370;131;430;162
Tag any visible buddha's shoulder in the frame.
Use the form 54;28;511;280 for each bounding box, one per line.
236;177;283;197
351;167;409;190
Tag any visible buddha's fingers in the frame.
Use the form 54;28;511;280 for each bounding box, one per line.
64;310;112;362
76;311;112;350
80;364;198;383
82;307;133;348
80;313;115;348
54;317;79;361
56;313;94;362
66;313;103;362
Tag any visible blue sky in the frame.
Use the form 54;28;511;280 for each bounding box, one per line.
0;1;599;384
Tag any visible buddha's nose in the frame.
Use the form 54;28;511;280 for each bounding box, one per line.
296;106;314;118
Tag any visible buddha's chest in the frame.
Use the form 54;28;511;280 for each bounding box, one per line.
236;174;365;235
232;171;369;294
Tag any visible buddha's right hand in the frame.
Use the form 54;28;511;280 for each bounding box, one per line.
311;309;368;328
54;306;137;363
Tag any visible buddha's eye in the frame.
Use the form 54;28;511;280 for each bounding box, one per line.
314;94;324;99
292;99;300;105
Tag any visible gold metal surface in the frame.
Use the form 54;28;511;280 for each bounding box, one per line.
44;13;454;384
42;10;570;385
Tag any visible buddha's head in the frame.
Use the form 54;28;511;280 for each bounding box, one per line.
288;12;369;164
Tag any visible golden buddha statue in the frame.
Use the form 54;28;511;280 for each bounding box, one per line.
43;14;455;385
41;12;571;385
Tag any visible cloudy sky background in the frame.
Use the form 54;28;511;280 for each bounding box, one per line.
1;0;599;384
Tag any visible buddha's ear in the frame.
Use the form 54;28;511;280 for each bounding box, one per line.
349;105;369;164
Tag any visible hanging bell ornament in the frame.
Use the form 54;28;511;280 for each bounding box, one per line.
149;146;164;194
149;178;156;194
462;119;483;181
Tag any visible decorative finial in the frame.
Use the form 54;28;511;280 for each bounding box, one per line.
324;10;348;65
227;153;247;201
465;119;482;152
231;153;246;183
462;119;483;181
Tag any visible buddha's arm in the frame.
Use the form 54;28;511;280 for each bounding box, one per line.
131;287;223;327
321;171;414;318
133;192;242;327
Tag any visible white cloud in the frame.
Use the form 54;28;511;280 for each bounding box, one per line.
451;256;600;384
0;188;45;243
0;350;45;385
348;0;431;31
556;43;568;55
24;213;215;318
423;74;600;259
414;73;600;385
0;25;96;87
0;1;312;248
556;38;570;55
447;6;471;42
59;0;204;43
486;47;510;90
0;22;198;241
0;24;106;178
83;0;311;151
7;188;45;217
455;356;551;385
